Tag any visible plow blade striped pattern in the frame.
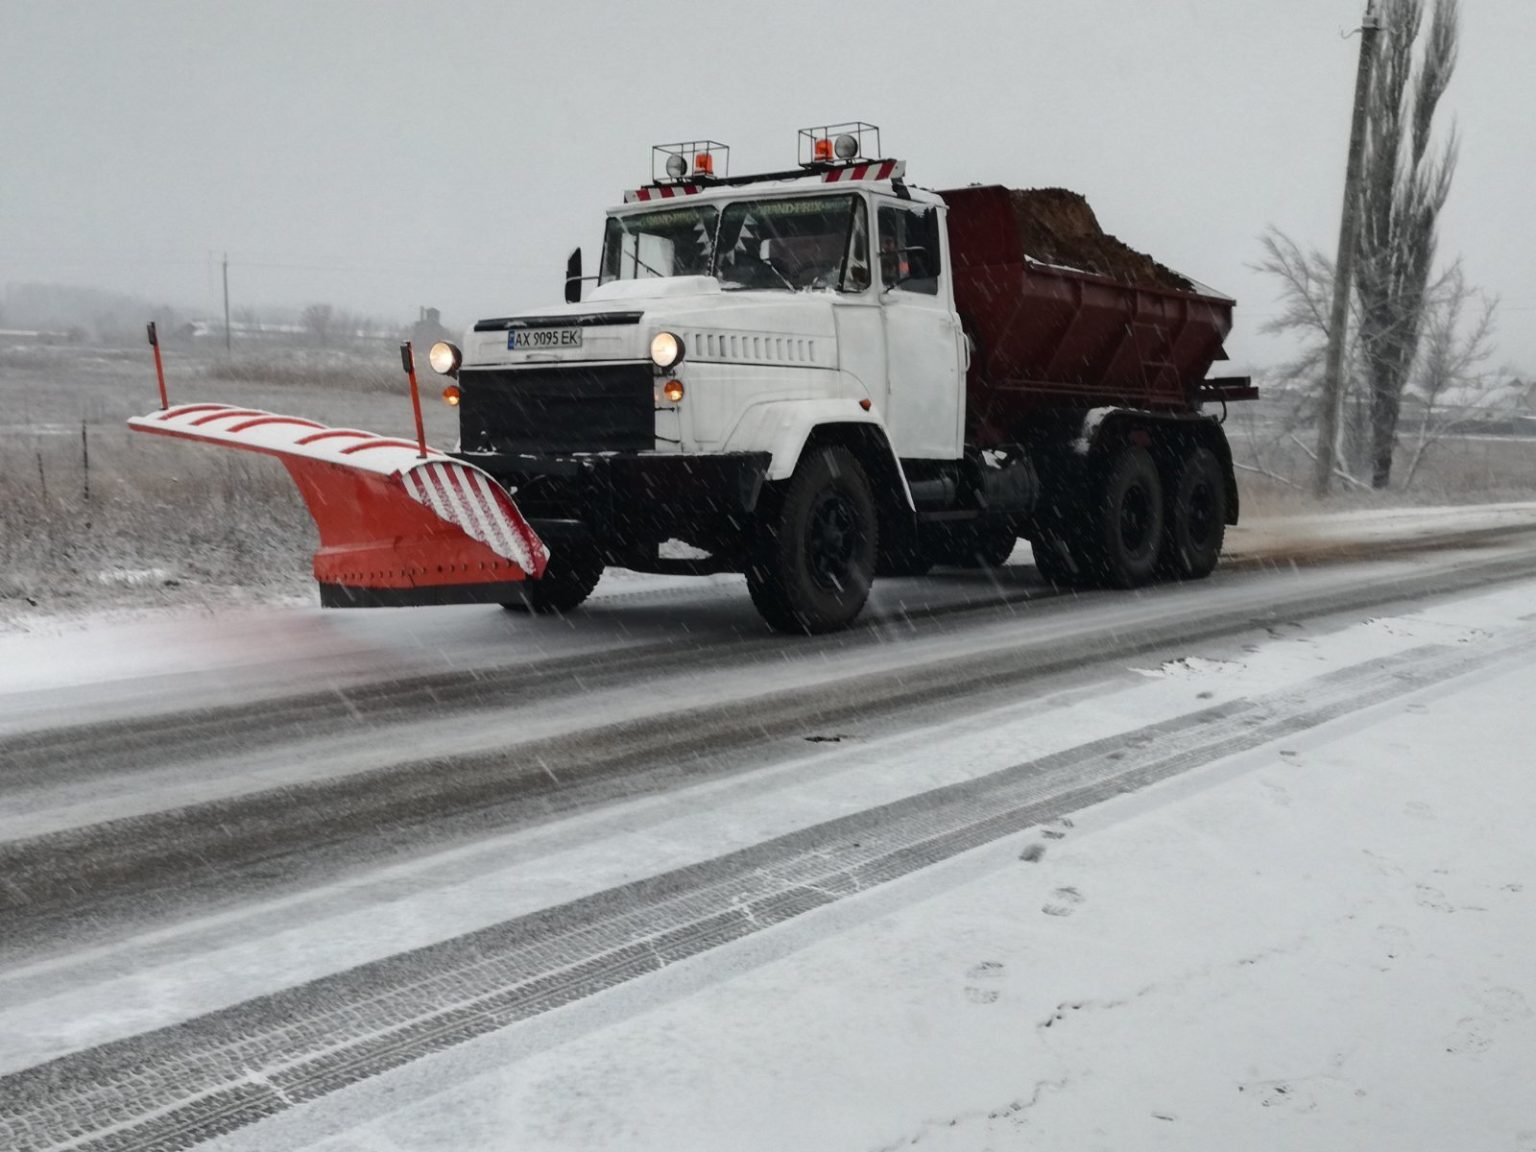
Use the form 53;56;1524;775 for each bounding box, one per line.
129;404;549;607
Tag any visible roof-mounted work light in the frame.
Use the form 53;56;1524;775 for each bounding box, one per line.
651;141;730;184
798;122;882;168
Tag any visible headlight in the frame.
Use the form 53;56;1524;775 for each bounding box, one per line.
650;331;685;369
429;341;461;376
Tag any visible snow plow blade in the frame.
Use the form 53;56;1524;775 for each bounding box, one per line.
128;403;549;607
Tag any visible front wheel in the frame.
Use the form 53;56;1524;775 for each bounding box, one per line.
502;543;604;615
747;446;878;634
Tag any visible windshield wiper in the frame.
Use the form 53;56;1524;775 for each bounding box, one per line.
628;252;669;279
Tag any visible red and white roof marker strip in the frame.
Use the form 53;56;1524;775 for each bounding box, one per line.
624;184;705;204
822;160;904;182
401;460;547;574
624;161;906;202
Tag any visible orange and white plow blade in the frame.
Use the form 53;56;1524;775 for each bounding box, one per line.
128;403;549;607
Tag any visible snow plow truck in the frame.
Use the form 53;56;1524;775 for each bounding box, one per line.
131;123;1255;634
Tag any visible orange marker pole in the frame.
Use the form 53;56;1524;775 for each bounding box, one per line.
147;321;169;409
400;341;427;459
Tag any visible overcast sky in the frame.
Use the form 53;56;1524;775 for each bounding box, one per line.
3;0;1532;370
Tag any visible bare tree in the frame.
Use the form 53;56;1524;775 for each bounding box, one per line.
1252;226;1501;492
1252;229;1373;486
1399;264;1499;489
1354;0;1460;487
301;303;335;346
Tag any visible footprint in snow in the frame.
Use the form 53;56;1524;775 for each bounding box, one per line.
1415;883;1455;913
1238;1079;1318;1112
1444;1016;1494;1055
1473;986;1532;1022
1043;887;1084;917
964;961;1006;1004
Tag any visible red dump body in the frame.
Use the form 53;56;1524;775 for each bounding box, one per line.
940;185;1236;448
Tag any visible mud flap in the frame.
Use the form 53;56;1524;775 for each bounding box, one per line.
128;403;549;607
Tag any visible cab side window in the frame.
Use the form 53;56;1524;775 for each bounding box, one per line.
841;198;871;292
876;204;940;296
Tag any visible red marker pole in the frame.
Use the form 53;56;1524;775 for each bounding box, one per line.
147;322;169;409
400;341;427;459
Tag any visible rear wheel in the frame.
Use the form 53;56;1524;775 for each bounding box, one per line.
1077;446;1164;588
1163;447;1226;579
747;446;878;634
502;543;603;615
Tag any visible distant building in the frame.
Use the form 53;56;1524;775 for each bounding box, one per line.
411;306;451;347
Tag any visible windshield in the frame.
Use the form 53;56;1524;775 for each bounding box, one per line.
715;194;868;292
599;205;719;283
598;195;869;292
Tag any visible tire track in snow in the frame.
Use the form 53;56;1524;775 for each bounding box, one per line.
4;547;1536;964
5;519;1531;794
0;576;1068;792
2;627;1533;1152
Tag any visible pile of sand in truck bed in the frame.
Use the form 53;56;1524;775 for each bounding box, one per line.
1008;188;1193;293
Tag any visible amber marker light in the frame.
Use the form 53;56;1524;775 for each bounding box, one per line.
442;384;461;406
663;379;685;403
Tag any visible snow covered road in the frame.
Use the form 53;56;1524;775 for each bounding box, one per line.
2;507;1536;1151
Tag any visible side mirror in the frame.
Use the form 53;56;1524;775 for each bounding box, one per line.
564;248;583;304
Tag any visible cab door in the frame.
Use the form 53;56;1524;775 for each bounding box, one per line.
876;200;966;461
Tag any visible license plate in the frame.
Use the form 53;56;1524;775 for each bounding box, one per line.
508;327;583;351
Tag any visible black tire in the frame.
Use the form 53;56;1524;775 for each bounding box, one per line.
747;446;878;634
502;542;604;615
1078;446;1164;588
1164;446;1226;580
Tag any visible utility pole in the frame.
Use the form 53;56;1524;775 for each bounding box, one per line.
1314;0;1383;496
222;252;232;355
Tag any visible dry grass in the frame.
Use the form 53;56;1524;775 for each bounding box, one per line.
1231;433;1536;517
0;341;464;622
201;352;409;394
1;426;316;615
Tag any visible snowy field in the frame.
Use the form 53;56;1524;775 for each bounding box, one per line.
2;505;1536;1151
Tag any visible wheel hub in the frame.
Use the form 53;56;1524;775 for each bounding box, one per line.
807;490;859;591
1119;485;1153;553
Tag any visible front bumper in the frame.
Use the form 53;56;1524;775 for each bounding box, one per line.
454;450;771;561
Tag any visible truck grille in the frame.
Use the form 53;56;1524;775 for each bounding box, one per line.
457;363;653;455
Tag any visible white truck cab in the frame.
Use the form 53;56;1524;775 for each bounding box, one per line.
442;126;978;631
